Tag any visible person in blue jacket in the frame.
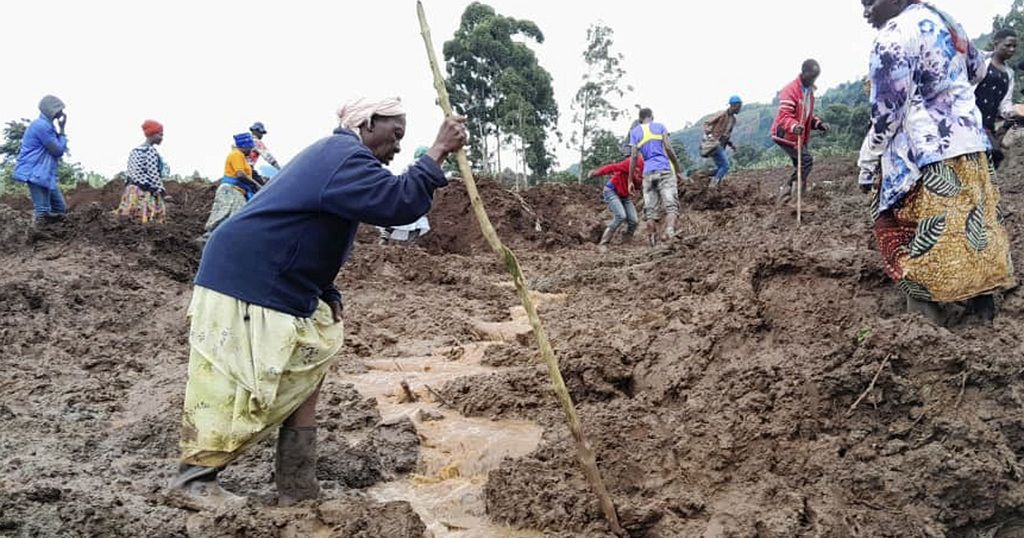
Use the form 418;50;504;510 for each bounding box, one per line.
169;96;467;509
13;95;69;223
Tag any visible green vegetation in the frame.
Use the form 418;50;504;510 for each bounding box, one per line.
444;2;559;182
569;23;631;183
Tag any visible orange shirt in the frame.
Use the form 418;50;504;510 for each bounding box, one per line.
224;148;252;178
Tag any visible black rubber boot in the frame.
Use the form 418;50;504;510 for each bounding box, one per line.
276;426;320;506
167;464;243;510
907;297;946;326
967;295;996;323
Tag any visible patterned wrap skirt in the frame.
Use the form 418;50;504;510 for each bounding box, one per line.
114;184;166;224
203;183;248;234
179;286;344;468
872;152;1016;303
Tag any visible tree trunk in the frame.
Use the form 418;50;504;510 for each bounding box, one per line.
482;131;490;174
496;126;502;181
578;100;589;184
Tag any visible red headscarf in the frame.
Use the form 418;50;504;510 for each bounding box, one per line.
142;120;163;137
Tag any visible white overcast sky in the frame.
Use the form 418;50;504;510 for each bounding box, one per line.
0;0;1013;178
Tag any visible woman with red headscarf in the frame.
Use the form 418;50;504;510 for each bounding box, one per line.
115;120;167;224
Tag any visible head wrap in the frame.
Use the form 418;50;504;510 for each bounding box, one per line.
336;97;406;131
233;132;255;150
39;95;65;120
250;121;267;134
729;95;742;105
142;120;163;137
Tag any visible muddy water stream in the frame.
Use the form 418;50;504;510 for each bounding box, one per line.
344;292;565;537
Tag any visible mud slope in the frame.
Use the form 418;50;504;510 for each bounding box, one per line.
2;153;1024;537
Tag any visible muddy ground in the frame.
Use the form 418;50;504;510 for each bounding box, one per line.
2;150;1024;537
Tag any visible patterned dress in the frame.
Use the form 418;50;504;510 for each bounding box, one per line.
857;4;1015;302
180;286;343;467
115;143;167;224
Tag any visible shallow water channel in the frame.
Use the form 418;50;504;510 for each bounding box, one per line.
343;293;566;537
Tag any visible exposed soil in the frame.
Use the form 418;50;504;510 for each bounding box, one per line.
3;151;1024;537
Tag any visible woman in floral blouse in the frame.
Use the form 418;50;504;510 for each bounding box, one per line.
858;0;1016;324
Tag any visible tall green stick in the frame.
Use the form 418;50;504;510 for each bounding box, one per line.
416;2;625;536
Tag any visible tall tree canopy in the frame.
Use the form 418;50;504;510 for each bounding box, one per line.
444;2;559;181
569;23;630;183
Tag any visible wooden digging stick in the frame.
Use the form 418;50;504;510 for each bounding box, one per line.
416;3;625;536
796;141;803;225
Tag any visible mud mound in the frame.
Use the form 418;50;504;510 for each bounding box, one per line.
456;156;1024;536
1;180;215;281
419;178;606;254
5;153;1024;537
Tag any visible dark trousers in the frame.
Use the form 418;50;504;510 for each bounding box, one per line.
985;128;1005;169
778;143;813;187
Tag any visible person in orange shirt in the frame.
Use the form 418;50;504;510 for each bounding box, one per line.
200;133;261;243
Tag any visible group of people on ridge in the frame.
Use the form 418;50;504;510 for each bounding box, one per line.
113;120;282;237
9;101;282;234
588;0;1016;325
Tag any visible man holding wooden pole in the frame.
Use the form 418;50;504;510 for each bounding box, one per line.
771;59;830;206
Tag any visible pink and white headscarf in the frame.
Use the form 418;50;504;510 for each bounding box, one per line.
337;97;406;131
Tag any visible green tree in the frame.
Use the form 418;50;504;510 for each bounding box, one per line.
444;2;559;180
569;23;630;183
669;138;695;174
732;145;763;168
0;119;29;167
579;129;625;185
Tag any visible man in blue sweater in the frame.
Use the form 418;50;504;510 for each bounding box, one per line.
169;97;467;509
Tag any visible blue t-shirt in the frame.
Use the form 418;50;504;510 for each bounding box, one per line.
629;122;671;172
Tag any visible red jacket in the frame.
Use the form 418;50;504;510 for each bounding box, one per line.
770;77;823;148
593;156;644;198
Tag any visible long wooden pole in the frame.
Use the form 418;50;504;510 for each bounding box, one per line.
416;3;625;536
796;142;803;225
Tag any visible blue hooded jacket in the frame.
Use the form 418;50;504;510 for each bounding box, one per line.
195;129;448;317
13;114;67;189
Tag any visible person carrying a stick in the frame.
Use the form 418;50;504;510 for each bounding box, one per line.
770;60;829;202
169;96;467;509
628;107;686;245
858;0;1015;324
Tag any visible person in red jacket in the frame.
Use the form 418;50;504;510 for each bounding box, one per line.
771;59;830;201
588;149;644;250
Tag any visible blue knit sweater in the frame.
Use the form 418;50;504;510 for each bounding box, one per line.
195;129;447;317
